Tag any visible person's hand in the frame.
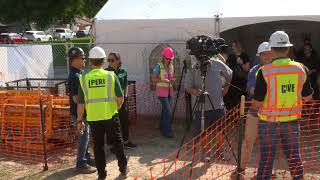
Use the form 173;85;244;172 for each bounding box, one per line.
308;69;316;75
222;88;229;97
193;89;201;96
162;79;170;83
77;121;85;135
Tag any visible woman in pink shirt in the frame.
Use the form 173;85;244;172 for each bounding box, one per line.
152;47;175;138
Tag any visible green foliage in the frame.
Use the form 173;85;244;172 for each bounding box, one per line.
0;0;108;30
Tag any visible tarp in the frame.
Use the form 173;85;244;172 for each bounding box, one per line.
0;45;54;87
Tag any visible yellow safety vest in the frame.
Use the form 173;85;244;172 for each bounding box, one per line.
258;58;306;122
79;68;118;121
156;63;174;88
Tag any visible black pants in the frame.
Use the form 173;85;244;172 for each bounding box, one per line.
88;115;127;177
107;102;129;144
119;102;129;142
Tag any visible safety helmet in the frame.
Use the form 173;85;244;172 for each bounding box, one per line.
256;42;271;56
89;46;106;59
269;31;293;48
161;47;174;60
67;47;85;59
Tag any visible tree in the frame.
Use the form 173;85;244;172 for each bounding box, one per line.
84;0;108;19
0;0;107;30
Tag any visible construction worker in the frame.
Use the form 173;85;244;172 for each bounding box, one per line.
67;47;96;174
77;46;128;179
152;47;176;138
253;31;313;180
231;42;281;179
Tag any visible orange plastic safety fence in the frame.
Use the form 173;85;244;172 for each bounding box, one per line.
135;100;320;179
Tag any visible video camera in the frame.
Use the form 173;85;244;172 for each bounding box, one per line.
186;35;227;58
186;35;228;75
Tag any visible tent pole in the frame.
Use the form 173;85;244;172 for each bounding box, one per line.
214;13;221;38
91;18;97;45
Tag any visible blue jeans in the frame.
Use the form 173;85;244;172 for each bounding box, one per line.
158;96;172;136
71;115;91;168
257;120;303;180
194;109;225;135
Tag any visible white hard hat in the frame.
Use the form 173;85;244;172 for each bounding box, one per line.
256;42;271;56
89;46;106;59
269;31;293;48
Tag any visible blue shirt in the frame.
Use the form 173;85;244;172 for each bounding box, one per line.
68;66;82;116
246;64;261;100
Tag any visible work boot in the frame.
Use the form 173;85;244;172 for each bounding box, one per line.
120;167;129;179
97;170;107;180
76;165;96;174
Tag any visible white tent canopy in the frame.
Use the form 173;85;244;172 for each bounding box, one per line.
94;0;320;83
95;0;320;39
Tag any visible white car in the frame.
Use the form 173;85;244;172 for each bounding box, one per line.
53;28;76;39
25;31;53;42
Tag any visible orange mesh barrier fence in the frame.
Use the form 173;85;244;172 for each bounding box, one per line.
0;91;74;169
134;100;320;179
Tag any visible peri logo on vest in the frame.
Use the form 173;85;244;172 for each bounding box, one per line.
281;82;295;93
88;79;106;88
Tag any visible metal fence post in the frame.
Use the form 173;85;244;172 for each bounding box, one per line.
40;99;48;171
236;95;245;180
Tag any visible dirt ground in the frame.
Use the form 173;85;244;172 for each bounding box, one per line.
0;117;319;180
0;118;195;180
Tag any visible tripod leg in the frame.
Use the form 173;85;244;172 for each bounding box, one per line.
170;62;186;125
189;98;204;179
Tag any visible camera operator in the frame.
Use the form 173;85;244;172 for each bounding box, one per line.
184;52;233;160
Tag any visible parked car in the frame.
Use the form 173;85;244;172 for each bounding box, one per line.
0;33;28;44
53;28;76;39
25;31;53;42
76;29;90;38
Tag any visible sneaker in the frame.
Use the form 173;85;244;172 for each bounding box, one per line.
230;168;245;180
202;156;211;163
76;165;97;174
162;134;175;139
87;159;96;167
97;171;107;180
124;142;137;149
97;176;106;180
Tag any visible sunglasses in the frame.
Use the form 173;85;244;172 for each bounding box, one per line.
107;58;117;62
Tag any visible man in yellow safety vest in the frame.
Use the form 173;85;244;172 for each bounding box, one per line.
253;31;313;180
77;46;128;180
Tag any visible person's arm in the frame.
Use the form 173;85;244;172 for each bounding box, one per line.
252;70;267;108
217;60;233;97
217;53;226;64
77;85;86;134
124;70;129;97
301;73;314;101
246;66;258;97
69;76;79;103
184;69;200;96
114;75;124;109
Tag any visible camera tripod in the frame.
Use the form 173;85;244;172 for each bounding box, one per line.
164;58;238;178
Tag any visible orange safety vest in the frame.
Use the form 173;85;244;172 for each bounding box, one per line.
258;58;307;122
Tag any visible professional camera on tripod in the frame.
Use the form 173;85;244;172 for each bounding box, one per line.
164;35;234;176
186;35;228;76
